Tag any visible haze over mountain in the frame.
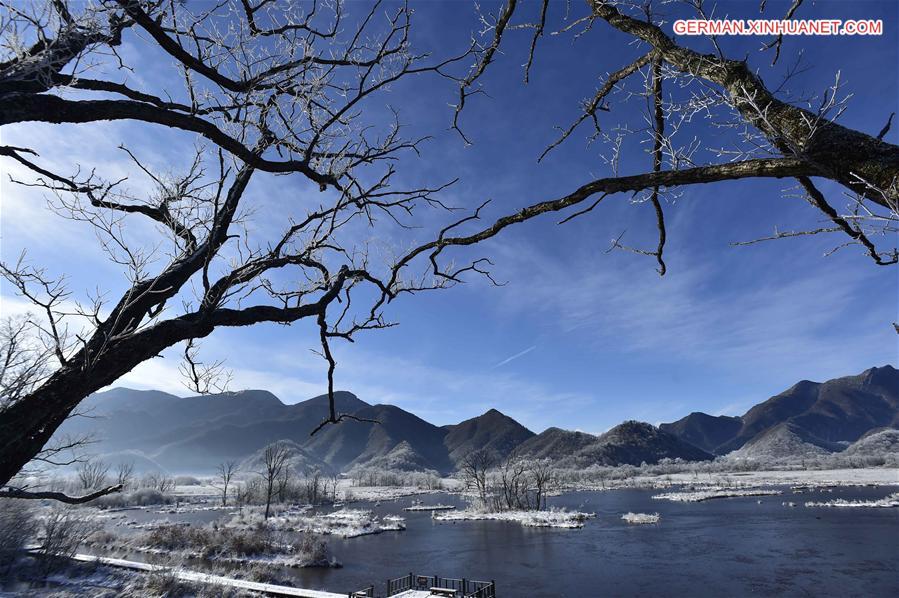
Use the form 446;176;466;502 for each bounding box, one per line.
52;365;898;474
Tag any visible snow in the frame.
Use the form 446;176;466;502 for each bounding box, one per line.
621;512;660;524
563;468;899;492
402;504;455;511
233;507;407;538
652;488;782;502
637;468;898;488
71;553;347;597
433;508;595;529
335;477;461;502
804;492;899;508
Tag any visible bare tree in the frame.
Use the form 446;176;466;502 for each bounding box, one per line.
258;443;291;519
302;468;324;505
235;477;260;509
212;460;238;507
2;0;897;500
475;456;555;512
275;465;292;504
326;473;340;503
434;0;897;275
529;459;555;511
76;459;108;491
0;0;481;495
141;471;174;493
459;449;494;508
493;457;531;511
114;461;135;489
0;315;49;410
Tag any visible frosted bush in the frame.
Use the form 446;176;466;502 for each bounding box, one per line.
621;512;660;524
653;489;781;502
433;508;594;529
805;492;899;508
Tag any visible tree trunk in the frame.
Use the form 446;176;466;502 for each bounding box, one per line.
0;318;208;488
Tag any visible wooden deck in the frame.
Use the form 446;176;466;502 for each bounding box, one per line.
72;553;347;598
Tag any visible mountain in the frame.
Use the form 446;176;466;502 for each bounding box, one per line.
355;441;438;472
303;404;453;473
149;391;368;471
727;422;842;462
662;365;899;456
843;428;899;457
443;409;535;464
240;440;334;476
55;388;370;473
557;421;714;468
659;413;742;454
47;364;897;475
514;427;597;461
59;388;289;454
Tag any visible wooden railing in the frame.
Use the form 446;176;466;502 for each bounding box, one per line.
384;573;495;597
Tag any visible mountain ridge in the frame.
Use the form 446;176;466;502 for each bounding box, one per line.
661;365;899;456
52;364;898;474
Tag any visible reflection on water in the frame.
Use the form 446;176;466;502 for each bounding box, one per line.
106;486;899;597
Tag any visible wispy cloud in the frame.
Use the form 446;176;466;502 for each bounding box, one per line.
486;234;893;382
492;345;536;368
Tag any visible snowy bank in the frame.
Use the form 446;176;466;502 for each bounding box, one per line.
804;492;899;508
232;508;406;538
402;504;455;511
652;489;782;502
433;509;595;529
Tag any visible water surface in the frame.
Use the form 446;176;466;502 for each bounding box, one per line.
111;485;899;597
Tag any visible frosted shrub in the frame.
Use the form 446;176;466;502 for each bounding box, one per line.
37;506;98;570
621;512;661;524
0;500;36;572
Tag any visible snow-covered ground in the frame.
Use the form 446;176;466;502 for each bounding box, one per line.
230;507;406;538
652;489;783;502
433;508;595;529
621;512;661;524
338;479;460;502
402;504;455;511
804;492;899;508
625;468;899;489
71;553;347;597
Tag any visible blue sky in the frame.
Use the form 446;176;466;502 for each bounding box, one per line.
1;1;896;433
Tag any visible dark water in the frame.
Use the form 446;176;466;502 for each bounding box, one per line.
111;486;899;597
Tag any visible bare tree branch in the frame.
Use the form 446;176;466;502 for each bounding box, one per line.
0;484;123;504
